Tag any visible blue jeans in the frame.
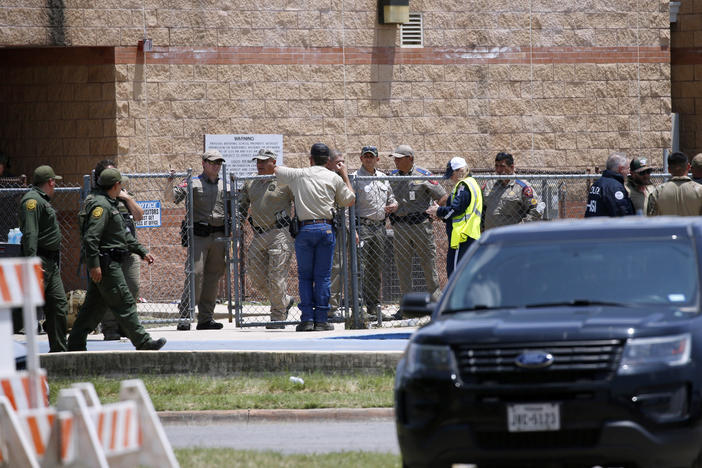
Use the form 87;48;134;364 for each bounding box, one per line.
295;223;336;323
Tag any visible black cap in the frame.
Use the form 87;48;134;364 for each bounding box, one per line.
310;142;330;158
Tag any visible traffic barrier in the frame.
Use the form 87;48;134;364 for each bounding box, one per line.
0;257;178;467
0;370;49;410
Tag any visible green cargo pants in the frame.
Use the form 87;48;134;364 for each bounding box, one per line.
42;256;68;352
100;253;140;335
67;259;150;350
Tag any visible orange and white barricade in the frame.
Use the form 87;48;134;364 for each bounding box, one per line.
0;258;178;467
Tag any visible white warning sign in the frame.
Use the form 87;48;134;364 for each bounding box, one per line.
205;134;283;178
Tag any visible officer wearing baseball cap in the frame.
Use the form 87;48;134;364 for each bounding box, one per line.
170;149;228;330
388;144;447;312
625;157;654;215
428;157;482;278
353;145;398;323
68;168;166;351
19;165;67;352
239;148;295;329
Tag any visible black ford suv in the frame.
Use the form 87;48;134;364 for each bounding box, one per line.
395;217;702;468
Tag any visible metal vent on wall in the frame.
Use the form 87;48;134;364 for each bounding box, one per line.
401;13;423;48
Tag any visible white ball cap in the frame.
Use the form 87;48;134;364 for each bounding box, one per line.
449;157;467;171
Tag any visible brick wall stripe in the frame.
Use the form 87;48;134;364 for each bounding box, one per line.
116;46;669;66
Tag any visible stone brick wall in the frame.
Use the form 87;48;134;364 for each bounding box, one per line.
672;0;702;157
0;1;672;173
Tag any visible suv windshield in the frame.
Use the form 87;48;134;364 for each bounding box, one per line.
441;237;699;314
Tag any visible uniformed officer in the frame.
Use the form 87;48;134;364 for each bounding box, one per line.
624;157;655;215
483;152;543;230
691;154;702;184
428;157;482;278
325;150;347;322
354;145;398;321
239;149;295;329
274;143;355;331
648;151;702;216
91;160;145;341
388;145;447;310
585;152;635;217
19;165;68;352
170;149;228;331
67;168;166;351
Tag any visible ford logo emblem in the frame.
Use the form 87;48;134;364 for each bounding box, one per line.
515;351;554;369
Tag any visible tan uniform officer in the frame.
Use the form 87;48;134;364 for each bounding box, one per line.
354;145;398;321
648;151;702;216
239;149;295;329
169;149;228;330
483;152;543;230
388;145;447;310
624;157;655;215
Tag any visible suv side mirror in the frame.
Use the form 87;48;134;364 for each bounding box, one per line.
400;292;434;318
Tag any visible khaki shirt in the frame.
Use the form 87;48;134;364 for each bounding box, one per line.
647;176;702;216
624;177;655;215
239;176;293;230
483;179;542;230
276;165;355;221
19;187;61;256
389;166;446;216
353;166;396;221
173;174;226;226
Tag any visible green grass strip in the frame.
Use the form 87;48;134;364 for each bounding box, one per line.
175;448;401;468
49;372;395;411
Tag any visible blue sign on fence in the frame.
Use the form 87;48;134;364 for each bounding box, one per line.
135;200;161;228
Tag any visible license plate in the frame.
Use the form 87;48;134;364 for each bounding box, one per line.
507;403;560;432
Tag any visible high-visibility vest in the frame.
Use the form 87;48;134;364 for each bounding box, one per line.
450;176;482;249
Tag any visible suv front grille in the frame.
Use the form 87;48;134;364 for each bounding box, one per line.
454;340;624;385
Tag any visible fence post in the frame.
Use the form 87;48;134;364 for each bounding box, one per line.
221;163;233;324
230;175;242;327
185;169;195;323
348;175;362;329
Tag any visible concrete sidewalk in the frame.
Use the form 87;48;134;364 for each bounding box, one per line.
26;320;414;376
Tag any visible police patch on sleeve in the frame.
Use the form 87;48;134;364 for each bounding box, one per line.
92;207;104;218
25;199;37;210
614;191;624;200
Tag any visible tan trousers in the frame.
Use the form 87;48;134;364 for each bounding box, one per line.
179;232;227;323
247;228;293;320
393;220;441;301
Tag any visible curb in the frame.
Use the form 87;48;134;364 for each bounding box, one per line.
41;350;403;377
157;408;395;424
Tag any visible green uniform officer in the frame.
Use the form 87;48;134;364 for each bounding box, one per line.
90;160;144;341
388;145;447;309
67;168;166;351
19;165;68;352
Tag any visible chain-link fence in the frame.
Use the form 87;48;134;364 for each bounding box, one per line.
0;169;674;333
229;171;673;330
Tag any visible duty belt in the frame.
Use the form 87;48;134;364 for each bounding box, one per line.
299;219;332;226
99;248;130;263
390;212;429;225
193;222;225;237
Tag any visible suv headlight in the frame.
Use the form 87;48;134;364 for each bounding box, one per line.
405;343;454;378
618;333;691;375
